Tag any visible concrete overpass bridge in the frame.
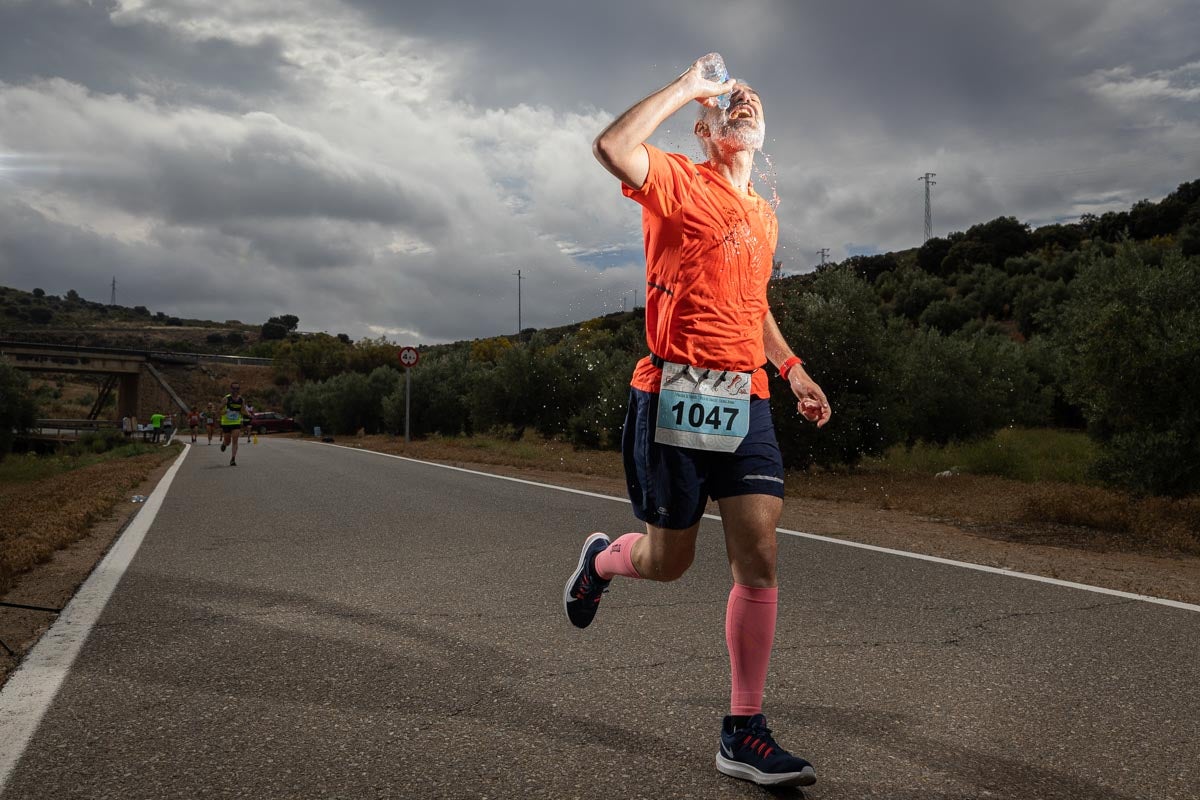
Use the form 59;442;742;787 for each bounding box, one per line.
0;340;270;422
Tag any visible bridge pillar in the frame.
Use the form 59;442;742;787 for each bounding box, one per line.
117;373;139;421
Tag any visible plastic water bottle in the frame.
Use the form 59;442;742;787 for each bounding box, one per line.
699;52;730;110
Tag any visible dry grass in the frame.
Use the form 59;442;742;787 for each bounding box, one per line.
0;445;181;595
785;469;1200;555
1022;485;1200;555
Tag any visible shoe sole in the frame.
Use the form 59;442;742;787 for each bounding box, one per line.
715;752;816;788
562;532;610;628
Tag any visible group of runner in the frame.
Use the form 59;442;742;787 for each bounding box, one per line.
178;395;252;454
563;55;831;789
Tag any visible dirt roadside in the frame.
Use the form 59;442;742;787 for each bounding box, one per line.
0;454;179;686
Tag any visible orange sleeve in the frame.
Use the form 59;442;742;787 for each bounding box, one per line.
620;144;697;219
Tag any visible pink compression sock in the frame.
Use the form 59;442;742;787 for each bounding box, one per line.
593;533;644;580
726;583;778;716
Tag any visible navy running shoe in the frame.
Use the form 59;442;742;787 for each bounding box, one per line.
562;532;611;629
715;714;816;788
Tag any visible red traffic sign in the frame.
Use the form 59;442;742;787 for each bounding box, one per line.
398;346;420;368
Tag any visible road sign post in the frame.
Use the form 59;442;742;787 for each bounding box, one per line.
398;347;420;443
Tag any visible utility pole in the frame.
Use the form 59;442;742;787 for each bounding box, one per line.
110;276;117;306
816;248;830;267
918;172;937;242
771;259;783;281
513;269;525;333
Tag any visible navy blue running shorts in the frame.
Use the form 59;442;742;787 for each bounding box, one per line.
621;387;785;530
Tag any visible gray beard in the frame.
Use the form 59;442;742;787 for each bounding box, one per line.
713;118;765;152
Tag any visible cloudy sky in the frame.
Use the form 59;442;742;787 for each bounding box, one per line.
1;0;1197;343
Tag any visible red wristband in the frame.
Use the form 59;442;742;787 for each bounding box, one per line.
779;356;804;380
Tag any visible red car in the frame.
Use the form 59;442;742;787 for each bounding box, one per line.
249;411;299;434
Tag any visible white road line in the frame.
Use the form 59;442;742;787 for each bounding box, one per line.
315;441;1200;614
0;444;190;791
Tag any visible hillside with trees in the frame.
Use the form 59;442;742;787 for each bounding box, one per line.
0;285;263;354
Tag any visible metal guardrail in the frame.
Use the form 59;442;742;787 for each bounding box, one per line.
34;419;117;429
26;419;118;441
0;339;273;367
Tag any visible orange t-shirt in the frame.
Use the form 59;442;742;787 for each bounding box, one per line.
622;144;779;398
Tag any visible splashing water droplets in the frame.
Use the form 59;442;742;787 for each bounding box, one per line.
757;151;781;210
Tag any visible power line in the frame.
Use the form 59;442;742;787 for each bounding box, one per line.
816;248;830;266
918;172;937;242
110;276;117;306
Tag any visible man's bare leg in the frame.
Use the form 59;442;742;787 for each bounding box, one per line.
628;521;702;582
719;494;781;588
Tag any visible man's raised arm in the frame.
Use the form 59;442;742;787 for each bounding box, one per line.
592;55;735;190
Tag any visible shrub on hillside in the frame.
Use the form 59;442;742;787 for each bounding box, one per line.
393;350;474;436
768;268;899;469
919;297;978;334
469;332;605;439
1055;243;1200;496
890;269;947;321
889;325;1050;446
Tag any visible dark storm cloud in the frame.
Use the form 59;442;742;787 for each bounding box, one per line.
0;79;449;241
343;0;678;111
103;121;448;230
0;0;296;110
0;197;289;315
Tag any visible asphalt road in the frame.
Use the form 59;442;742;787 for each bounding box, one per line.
3;438;1198;799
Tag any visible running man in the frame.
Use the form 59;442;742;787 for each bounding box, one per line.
205;403;217;445
563;55;831;789
218;382;247;466
187;408;201;443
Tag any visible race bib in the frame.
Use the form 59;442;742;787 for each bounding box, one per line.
225;410;241;422
655;361;750;453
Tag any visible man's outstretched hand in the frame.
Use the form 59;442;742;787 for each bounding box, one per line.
788;370;832;428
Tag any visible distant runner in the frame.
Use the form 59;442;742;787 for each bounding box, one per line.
205;403;217;445
563;55;831;789
187;408;201;443
219;382;247;466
